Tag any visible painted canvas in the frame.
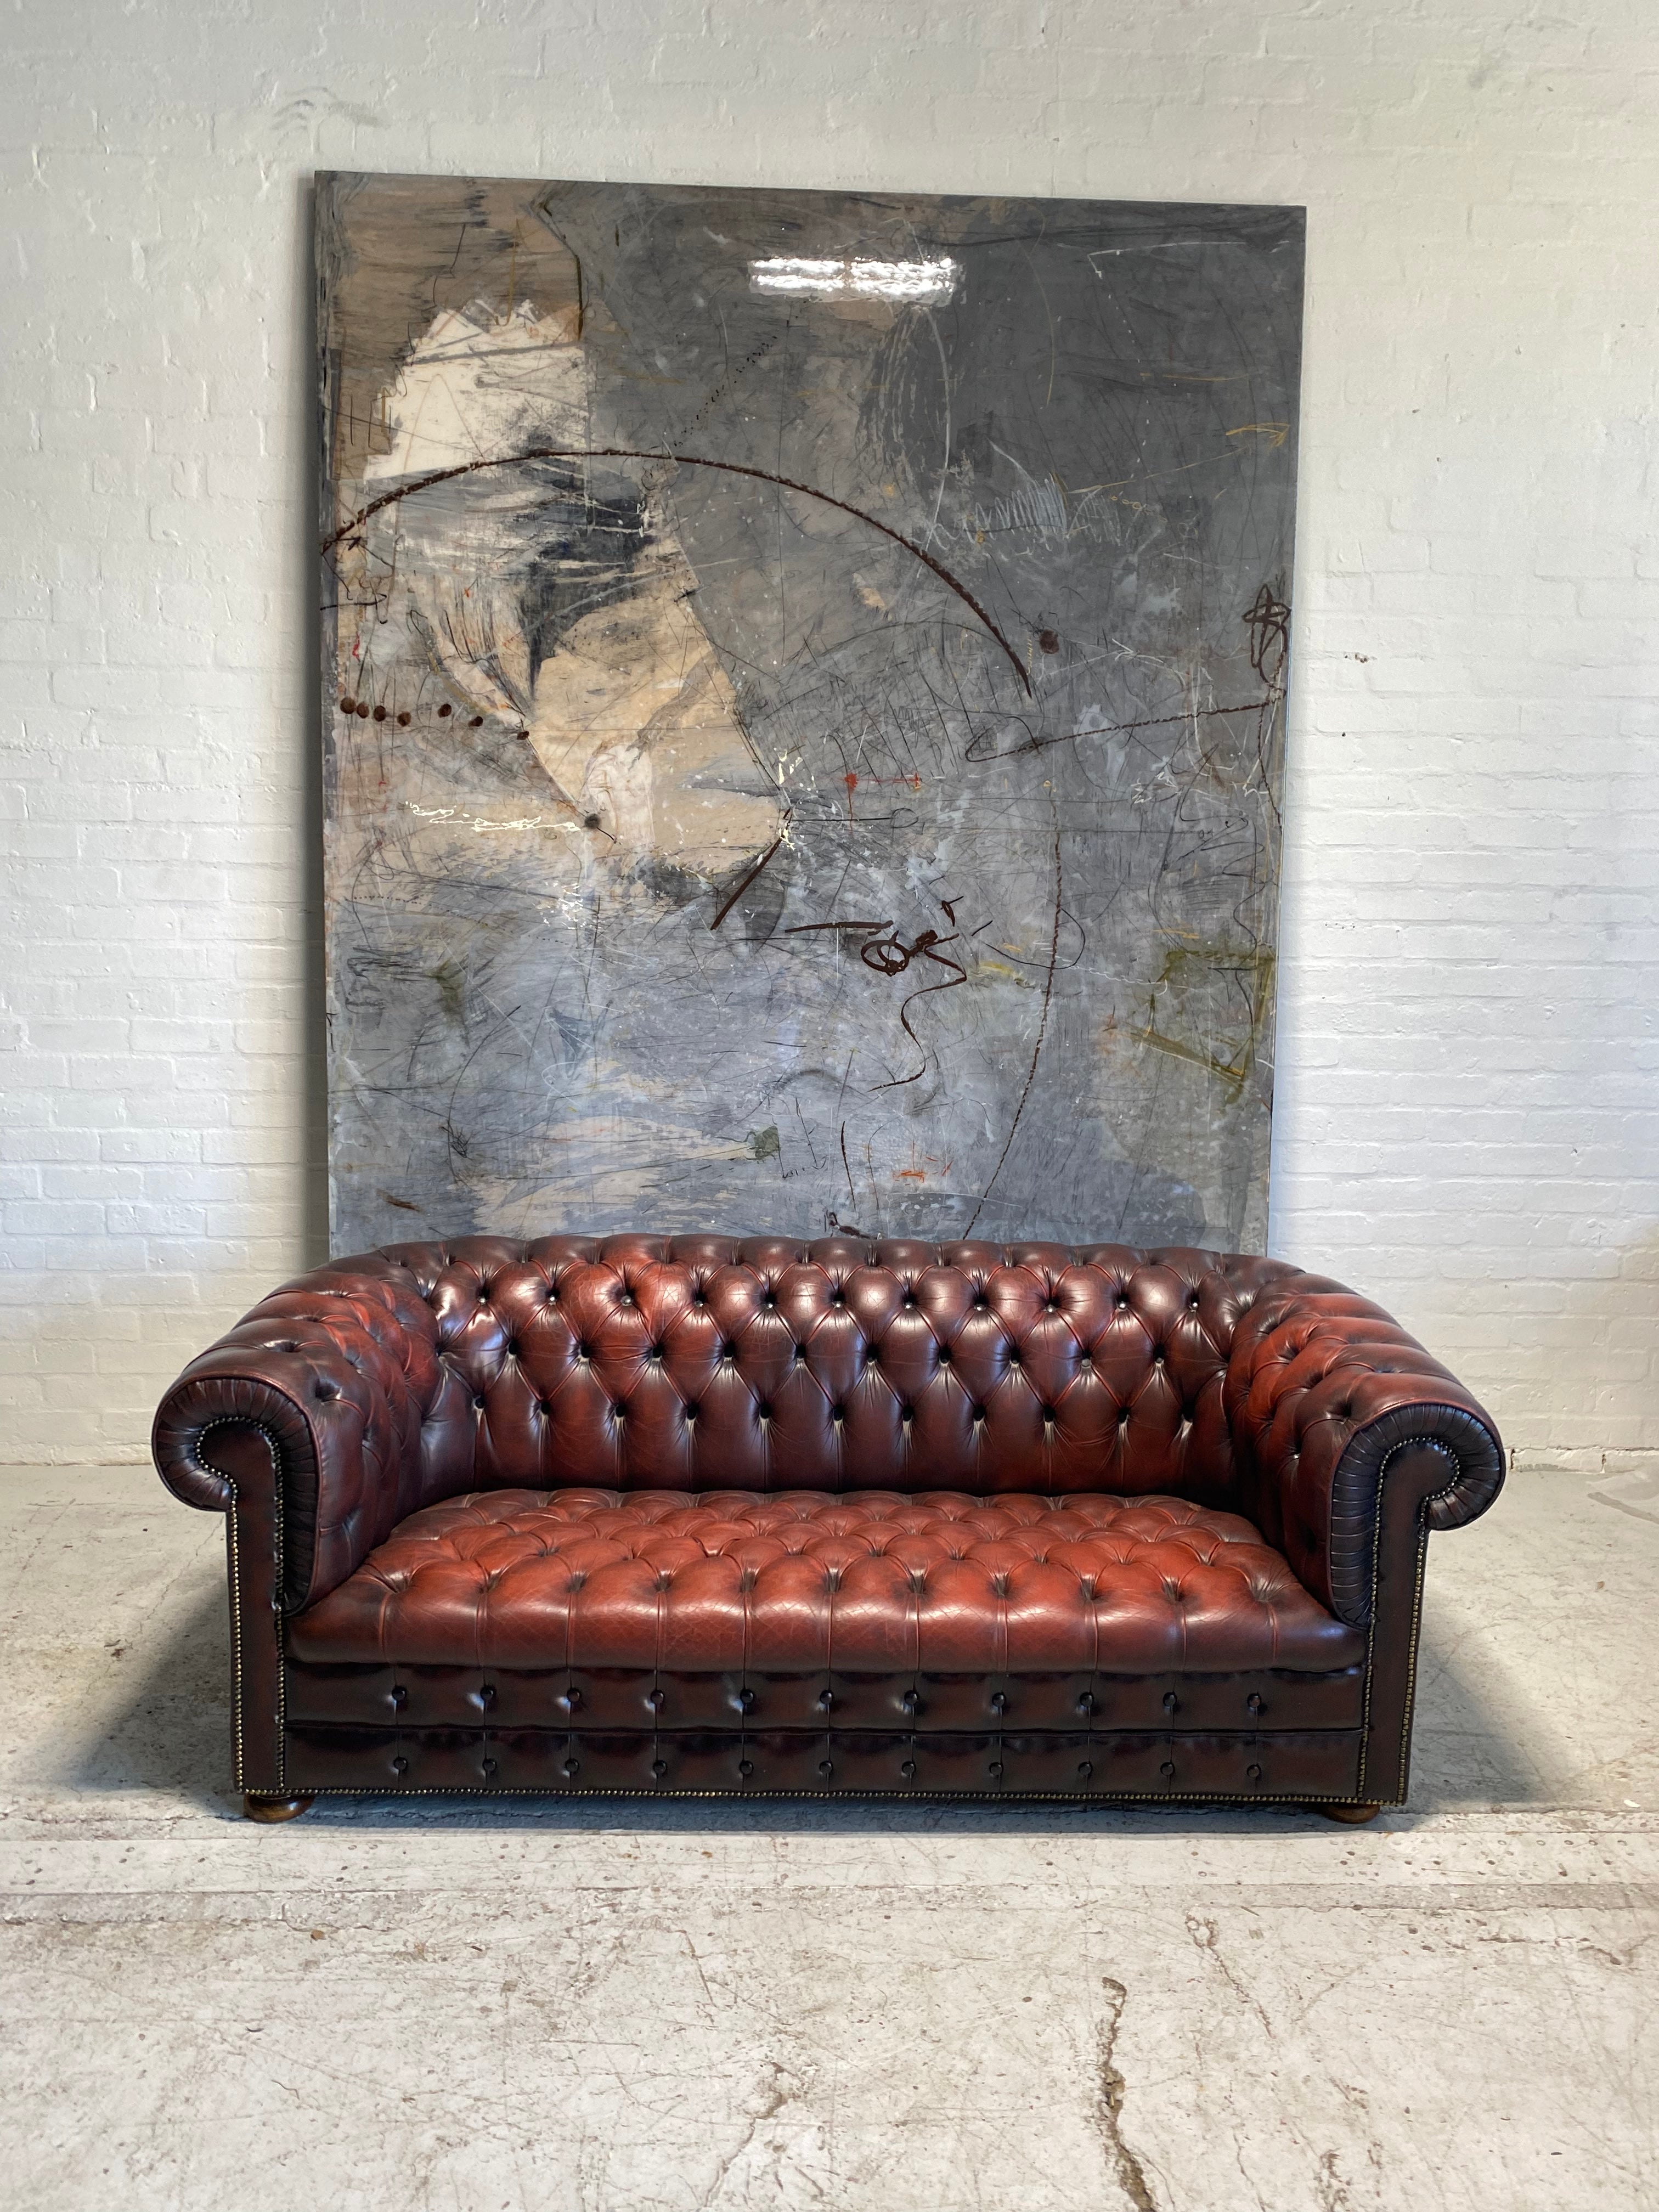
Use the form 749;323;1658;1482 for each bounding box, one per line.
318;174;1302;1255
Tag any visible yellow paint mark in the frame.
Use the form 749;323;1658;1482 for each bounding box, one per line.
1225;422;1290;448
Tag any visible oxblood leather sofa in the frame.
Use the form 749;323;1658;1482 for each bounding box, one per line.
151;1235;1504;1822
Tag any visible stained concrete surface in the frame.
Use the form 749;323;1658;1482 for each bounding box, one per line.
1;1466;1655;2211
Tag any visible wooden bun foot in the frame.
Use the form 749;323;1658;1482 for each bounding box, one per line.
1316;1802;1383;1824
243;1792;315;1824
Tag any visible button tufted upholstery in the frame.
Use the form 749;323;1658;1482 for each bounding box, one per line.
151;1233;1504;1810
290;1487;1364;1675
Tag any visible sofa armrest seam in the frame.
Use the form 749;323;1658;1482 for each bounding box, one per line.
1331;1409;1502;1626
195;1419;285;1792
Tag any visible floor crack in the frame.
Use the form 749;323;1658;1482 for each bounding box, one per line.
1096;1977;1160;2211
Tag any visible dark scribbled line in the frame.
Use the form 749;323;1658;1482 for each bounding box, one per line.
783;919;893;935
710;830;787;931
873;956;968;1090
321;445;1032;696
965;696;1278;765
963;810;1064;1235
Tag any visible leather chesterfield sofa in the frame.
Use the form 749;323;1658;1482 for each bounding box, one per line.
151;1235;1504;1822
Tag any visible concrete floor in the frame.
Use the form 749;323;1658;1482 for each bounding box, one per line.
2;1468;1655;2211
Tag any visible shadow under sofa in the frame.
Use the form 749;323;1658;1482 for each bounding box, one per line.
150;1234;1505;1822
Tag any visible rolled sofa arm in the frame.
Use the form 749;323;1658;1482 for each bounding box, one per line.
151;1259;450;1610
1223;1271;1505;1628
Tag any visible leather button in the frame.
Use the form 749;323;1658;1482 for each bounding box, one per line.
738;1759;754;1777
819;1759;834;1778
990;1690;1006;1714
1163;1691;1179;1714
901;1759;918;1779
390;1685;407;1709
651;1758;667;1778
1160;1760;1176;1779
1076;1691;1094;1717
1246;1763;1263;1782
737;1687;754;1710
481;1757;497;1775
473;1395;486;1410
988;1761;1003;1779
391;1754;409;1775
562;1756;579;1776
284;1445;1372;1695
479;1683;496;1706
1247;1692;1264;1717
1077;1760;1093;1780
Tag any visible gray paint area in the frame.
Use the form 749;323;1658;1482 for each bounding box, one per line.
318;176;1303;1252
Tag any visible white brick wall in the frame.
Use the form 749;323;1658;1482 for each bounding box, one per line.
3;0;1656;1469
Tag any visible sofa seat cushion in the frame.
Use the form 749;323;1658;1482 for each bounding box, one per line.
288;1487;1365;1675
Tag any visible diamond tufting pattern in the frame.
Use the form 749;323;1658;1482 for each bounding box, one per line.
289;1486;1364;1674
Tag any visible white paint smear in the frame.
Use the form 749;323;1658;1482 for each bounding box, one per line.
749;256;960;303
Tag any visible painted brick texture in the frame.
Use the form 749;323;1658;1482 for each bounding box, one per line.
2;1;1656;1468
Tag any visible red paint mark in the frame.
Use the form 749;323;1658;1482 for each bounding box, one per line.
845;771;857;819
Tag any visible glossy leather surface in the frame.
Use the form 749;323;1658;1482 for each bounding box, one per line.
289;1487;1366;1675
151;1233;1504;1806
281;1722;1364;1801
284;1656;1367;1734
154;1234;1504;1627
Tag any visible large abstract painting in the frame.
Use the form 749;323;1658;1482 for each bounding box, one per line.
318;174;1302;1254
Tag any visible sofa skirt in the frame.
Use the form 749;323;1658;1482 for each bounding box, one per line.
279;1721;1364;1801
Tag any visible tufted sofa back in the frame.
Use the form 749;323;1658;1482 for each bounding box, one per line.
292;1233;1303;1513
